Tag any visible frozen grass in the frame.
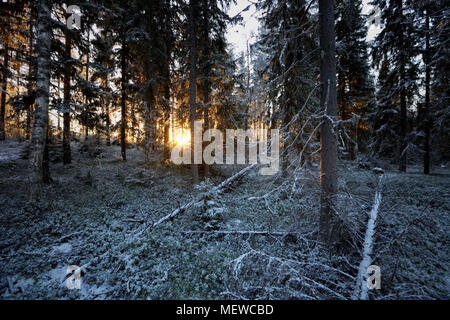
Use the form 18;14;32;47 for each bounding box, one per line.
0;140;448;299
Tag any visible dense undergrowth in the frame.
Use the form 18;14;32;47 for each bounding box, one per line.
0;139;448;299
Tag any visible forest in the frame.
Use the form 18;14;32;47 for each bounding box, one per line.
0;0;448;300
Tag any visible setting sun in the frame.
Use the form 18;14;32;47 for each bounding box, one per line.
172;129;191;147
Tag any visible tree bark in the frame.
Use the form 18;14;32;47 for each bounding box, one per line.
202;0;210;176
398;0;407;172
57;76;61;139
163;70;171;161
162;0;172;162
26;9;35;141
84;29;90;141
120;34;127;161
0;41;8;141
189;0;199;184
144;1;156;162
0;0;11;141
63;25;72;165
29;0;52;201
104;77;111;146
318;0;339;250
424;2;431;174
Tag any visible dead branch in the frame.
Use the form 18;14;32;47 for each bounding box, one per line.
150;163;260;229
179;230;304;237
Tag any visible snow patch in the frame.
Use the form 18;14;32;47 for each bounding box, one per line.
52;243;72;254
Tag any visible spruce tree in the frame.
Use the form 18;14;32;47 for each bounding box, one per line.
371;0;420;171
336;0;374;159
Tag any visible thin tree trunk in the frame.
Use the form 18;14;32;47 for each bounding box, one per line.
318;0;339;250
57;76;61;140
29;0;52;201
202;0;210;176
144;4;156;162
164;0;172;161
424;2;431;174
63;26;72;165
163;74;171;161
0;0;10;141
189;0;199;184
398;0;407;172
15;59;21;139
0;42;8;141
245;39;251;131
120;35;127;161
104;78;111;146
85;29;90;141
162;0;172;162
26;10;35;141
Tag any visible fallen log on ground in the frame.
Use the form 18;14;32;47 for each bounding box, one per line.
179;230;304;237
354;173;384;300
78;164;260;272
150;163;259;229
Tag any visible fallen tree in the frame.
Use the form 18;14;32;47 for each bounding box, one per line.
179;230;305;237
79;163;261;273
354;172;384;300
150;163;259;230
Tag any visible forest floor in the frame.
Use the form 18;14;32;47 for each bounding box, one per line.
0;138;448;300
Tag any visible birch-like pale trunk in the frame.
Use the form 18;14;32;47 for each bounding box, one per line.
29;0;52;200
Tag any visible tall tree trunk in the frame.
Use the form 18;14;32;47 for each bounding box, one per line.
318;0;339;250
26;8;35;141
144;3;156;162
57;76;61;139
63;26;72;165
162;0;172;162
120;35;127;161
189;0;199;184
398;0;407;172
30;0;52;201
16;58;22;138
202;0;210;176
102;76;111;146
0;0;10;141
84;29;90;141
245;39;251;131
164;0;172;161
424;2;431;174
0;41;8;141
163;71;171;161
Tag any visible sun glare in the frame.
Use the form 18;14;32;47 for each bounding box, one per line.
172;129;191;147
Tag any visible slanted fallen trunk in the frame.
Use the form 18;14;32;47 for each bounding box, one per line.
354;172;384;300
80;164;260;273
151;163;259;229
179;230;303;237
